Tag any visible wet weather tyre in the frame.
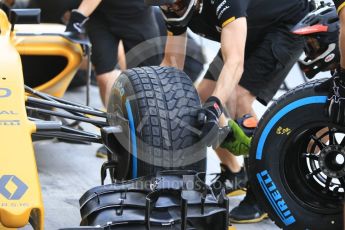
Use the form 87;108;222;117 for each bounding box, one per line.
108;66;206;178
248;79;344;230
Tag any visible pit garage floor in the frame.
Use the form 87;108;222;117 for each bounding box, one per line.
30;63;328;230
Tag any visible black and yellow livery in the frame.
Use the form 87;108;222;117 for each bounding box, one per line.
334;0;345;13
0;9;44;229
0;6;85;229
167;0;308;41
15;24;83;98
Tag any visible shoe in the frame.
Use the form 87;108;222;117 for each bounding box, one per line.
220;114;257;156
96;145;109;159
229;188;268;223
211;164;248;196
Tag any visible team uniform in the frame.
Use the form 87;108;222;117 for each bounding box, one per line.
87;0;161;75
334;0;345;13
168;0;309;105
29;0;81;23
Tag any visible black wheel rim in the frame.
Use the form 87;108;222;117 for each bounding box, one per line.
282;122;345;214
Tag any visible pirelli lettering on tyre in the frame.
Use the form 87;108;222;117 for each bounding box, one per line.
257;170;296;226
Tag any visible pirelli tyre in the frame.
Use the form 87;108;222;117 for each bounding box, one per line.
108;66;206;178
248;80;344;230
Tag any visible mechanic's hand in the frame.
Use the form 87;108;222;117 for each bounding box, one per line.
220;114;256;156
318;68;345;125
198;96;224;148
65;10;88;34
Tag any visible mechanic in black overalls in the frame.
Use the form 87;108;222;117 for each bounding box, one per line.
65;0;162;106
65;0;162;157
147;0;309;223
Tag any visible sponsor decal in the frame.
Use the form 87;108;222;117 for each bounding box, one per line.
215;0;231;19
0;120;20;126
216;0;227;15
257;170;295;226
0;110;18;115
218;6;230;19
213;103;221;116
0;88;11;98
325;53;335;63
0;175;28;200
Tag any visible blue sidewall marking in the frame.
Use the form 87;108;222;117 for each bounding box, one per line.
256;96;326;160
257;172;296;226
257;173;286;223
126;99;138;178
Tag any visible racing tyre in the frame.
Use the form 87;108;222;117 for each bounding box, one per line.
108;66;206;178
249;79;344;230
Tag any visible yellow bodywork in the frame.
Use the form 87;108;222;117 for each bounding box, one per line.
0;9;43;229
0;8;84;229
14;24;83;98
0;33;43;226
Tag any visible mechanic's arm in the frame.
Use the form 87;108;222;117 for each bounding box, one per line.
339;7;345;69
212;17;247;105
161;32;187;70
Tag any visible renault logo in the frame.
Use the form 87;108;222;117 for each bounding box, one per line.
0;88;11;98
0;175;28;200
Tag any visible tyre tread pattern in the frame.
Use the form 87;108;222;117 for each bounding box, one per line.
123;66;205;176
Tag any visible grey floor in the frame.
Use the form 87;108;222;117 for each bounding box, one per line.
30;61;329;229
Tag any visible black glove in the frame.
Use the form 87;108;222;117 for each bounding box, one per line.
198;96;224;148
65;10;88;34
318;68;345;125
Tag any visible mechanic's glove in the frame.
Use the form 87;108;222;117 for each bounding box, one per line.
220;114;257;156
65;10;88;34
317;68;345;125
198;96;224;148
